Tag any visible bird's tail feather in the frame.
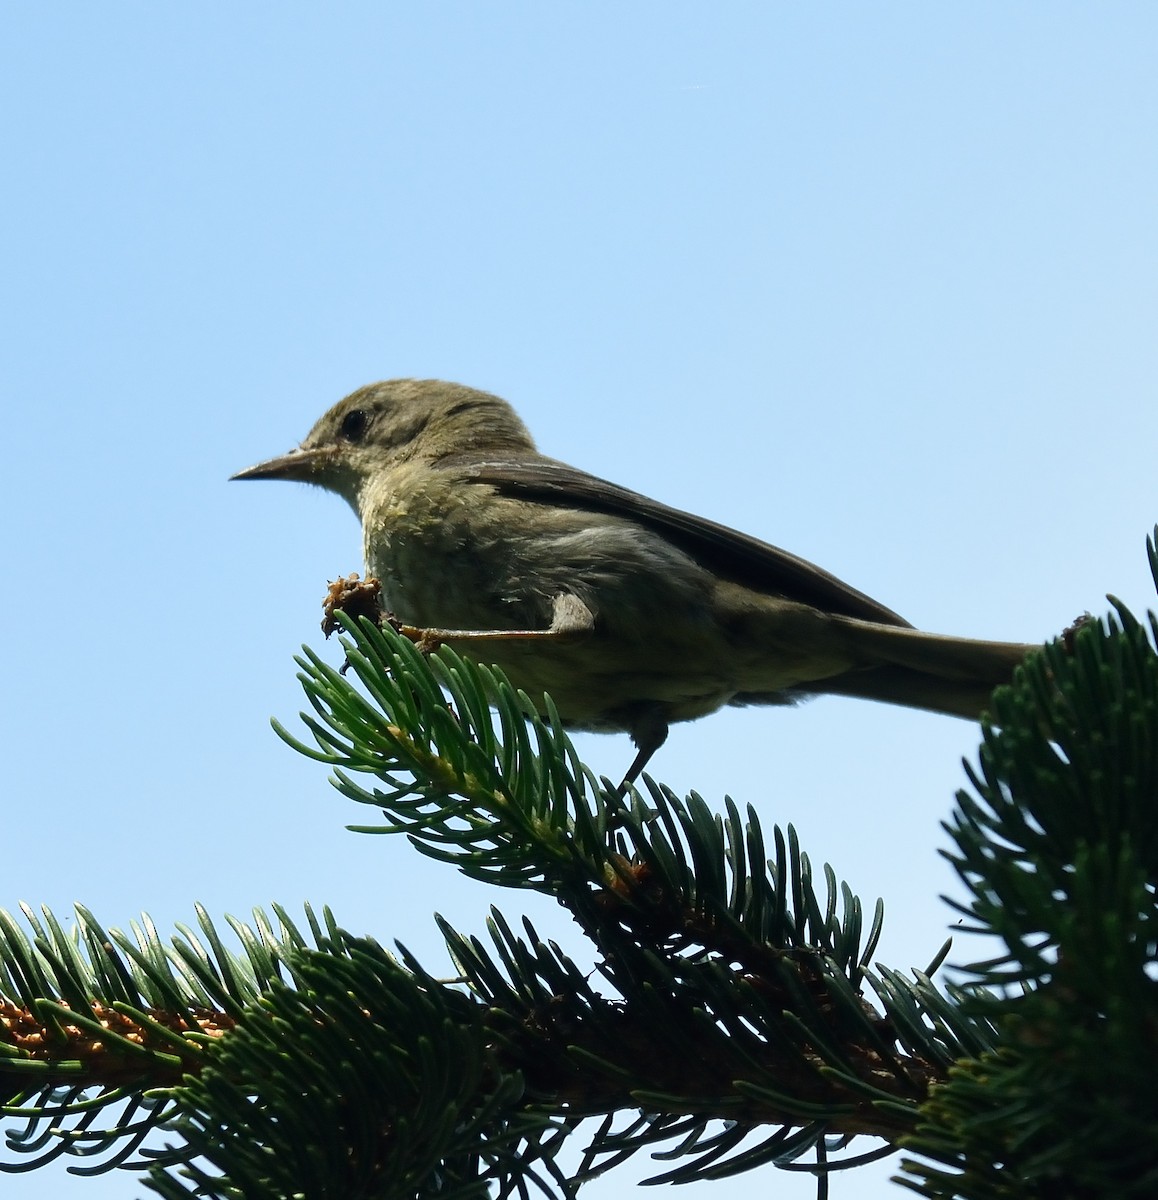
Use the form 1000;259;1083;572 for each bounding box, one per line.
816;619;1039;720
808;665;1001;719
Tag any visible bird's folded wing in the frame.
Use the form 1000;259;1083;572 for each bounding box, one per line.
446;456;912;628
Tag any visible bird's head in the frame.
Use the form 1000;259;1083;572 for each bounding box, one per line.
230;378;536;508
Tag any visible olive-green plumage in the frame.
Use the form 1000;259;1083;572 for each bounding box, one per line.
234;379;1035;779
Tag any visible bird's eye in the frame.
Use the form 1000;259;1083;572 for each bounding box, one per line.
339;409;368;442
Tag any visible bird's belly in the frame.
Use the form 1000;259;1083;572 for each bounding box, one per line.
370;541;738;729
473;635;740;731
362;500;856;734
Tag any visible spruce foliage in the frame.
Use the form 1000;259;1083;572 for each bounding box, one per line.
3;533;1157;1198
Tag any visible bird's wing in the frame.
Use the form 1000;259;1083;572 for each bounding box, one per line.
445;456;912;628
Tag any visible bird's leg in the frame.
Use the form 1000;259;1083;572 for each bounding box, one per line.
405;593;669;794
619;707;670;794
323;578;667;792
406;592;595;653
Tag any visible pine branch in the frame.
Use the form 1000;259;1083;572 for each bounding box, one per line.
896;531;1158;1199
0;615;986;1195
4;529;1156;1197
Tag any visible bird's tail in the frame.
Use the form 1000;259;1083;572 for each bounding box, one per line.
812;619;1038;720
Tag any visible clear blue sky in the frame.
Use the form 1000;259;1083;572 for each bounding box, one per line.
3;6;1157;1198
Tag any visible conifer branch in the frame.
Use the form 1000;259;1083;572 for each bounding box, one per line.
3;531;1157;1197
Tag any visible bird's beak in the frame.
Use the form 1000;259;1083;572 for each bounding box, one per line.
230;445;332;482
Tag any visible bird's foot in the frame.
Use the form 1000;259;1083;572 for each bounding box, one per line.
321;573;385;637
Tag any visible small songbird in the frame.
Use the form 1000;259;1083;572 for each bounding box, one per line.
232;379;1036;782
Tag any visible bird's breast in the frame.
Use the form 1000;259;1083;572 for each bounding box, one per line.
360;472;557;631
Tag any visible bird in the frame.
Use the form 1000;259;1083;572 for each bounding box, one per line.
232;379;1036;783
